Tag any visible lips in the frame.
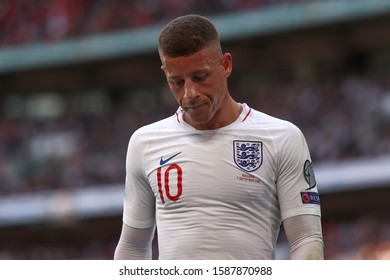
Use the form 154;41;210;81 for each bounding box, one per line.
185;104;207;116
185;102;207;110
187;104;203;109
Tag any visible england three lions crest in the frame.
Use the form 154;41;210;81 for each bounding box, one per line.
233;140;263;172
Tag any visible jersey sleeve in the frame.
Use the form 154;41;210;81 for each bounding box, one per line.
122;128;156;228
275;123;321;221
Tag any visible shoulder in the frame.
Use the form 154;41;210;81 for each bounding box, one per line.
247;107;303;136
130;115;177;141
128;112;184;150
241;106;309;154
126;115;177;163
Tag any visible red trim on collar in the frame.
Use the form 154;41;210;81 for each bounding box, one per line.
175;112;180;123
242;108;251;122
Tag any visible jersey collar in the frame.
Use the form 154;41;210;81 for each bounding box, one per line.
174;103;251;130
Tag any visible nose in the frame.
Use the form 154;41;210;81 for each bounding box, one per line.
183;80;198;100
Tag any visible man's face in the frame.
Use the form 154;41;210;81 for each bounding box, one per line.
160;45;232;130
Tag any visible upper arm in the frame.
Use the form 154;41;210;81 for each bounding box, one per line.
123;130;156;228
276;124;321;220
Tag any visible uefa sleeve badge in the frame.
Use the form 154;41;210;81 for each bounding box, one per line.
303;160;317;190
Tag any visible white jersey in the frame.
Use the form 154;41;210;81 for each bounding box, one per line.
122;103;321;259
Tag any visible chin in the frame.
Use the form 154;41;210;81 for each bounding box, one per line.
188;115;215;129
187;110;210;121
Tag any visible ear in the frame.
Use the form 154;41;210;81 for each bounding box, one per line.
159;50;167;73
221;52;232;77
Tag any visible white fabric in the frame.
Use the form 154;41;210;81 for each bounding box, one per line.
114;224;155;260
283;214;324;259
122;103;321;259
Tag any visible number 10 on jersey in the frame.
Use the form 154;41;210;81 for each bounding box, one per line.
157;164;183;203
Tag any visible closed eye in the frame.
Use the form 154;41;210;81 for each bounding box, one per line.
193;73;209;82
169;78;184;87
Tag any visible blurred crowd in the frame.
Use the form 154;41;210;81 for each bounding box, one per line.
0;0;310;47
239;65;390;161
1;57;389;195
0;239;117;260
323;216;390;260
0;88;166;194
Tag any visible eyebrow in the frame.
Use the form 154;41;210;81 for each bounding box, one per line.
167;69;210;80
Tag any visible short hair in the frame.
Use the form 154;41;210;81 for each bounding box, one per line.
158;14;220;57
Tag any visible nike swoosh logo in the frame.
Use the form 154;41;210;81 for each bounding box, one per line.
159;152;182;166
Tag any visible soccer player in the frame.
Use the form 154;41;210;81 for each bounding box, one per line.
114;14;324;259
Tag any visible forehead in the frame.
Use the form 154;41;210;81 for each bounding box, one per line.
161;47;220;75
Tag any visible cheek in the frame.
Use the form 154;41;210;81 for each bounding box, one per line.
169;88;183;103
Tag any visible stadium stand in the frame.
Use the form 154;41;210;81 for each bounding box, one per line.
0;0;311;47
0;0;389;259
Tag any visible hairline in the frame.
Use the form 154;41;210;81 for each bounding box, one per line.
158;14;221;58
